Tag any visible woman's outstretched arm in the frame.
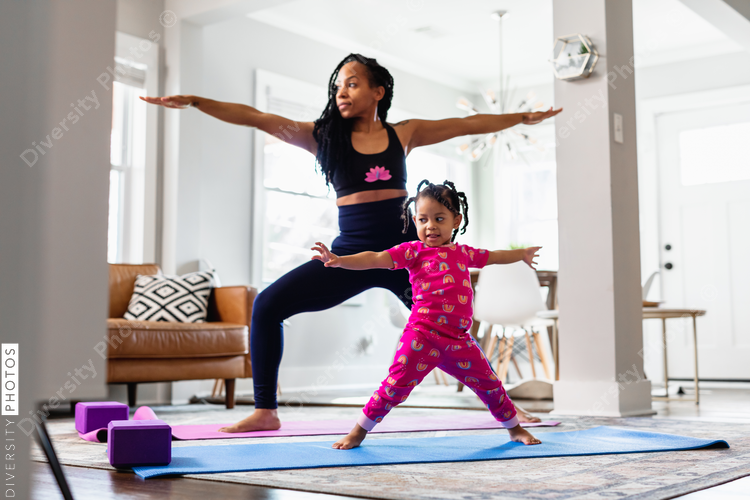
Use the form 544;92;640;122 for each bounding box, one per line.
140;95;317;154
394;107;562;152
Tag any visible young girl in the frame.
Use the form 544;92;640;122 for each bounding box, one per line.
312;180;543;449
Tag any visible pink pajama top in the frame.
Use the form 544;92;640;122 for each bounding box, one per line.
386;241;490;338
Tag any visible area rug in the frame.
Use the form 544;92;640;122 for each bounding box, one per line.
34;405;750;500
133;426;728;478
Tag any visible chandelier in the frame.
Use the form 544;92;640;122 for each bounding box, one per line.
457;10;545;162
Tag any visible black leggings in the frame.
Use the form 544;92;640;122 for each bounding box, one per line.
251;197;417;409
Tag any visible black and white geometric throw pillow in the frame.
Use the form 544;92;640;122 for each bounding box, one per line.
123;271;215;323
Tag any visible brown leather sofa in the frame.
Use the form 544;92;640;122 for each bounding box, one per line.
107;264;257;409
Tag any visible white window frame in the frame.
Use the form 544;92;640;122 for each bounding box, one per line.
109;31;160;264
252;69;330;286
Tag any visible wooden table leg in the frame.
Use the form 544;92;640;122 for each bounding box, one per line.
499;336;514;382
525;332;537;379
662;318;669;398
532;331;552;380
495;336;508;381
693;314;700;405
553;319;559;381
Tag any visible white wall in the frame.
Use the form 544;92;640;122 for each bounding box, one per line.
168;15;482;400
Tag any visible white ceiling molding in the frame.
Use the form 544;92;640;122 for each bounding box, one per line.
678;0;750;53
165;0;296;26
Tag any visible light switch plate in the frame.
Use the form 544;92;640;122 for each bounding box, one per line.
614;113;624;143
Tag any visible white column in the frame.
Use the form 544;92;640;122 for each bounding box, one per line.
1;1;115;496
552;0;653;416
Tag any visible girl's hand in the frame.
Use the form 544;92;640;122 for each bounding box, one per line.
522;246;542;269
139;95;195;109
522;107;562;125
311;242;341;267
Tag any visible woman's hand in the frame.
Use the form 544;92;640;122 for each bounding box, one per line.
139;95;195;109
522;246;542;269
522;107;562;125
311;242;341;267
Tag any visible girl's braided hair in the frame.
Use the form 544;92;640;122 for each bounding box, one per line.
402;180;470;242
313;53;394;186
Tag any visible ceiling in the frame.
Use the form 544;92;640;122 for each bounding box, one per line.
245;0;744;91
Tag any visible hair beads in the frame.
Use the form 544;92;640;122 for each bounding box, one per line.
401;180;470;242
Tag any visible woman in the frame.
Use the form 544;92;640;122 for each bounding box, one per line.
141;53;561;432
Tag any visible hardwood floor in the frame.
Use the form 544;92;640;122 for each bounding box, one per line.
31;383;750;499
31;462;360;500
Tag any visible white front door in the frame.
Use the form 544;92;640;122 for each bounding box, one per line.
656;102;750;380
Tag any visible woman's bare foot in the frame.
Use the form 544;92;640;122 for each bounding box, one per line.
508;424;542;445
514;403;542;424
218;408;281;433
332;424;368;450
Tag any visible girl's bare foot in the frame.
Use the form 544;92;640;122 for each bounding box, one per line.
218;408;281;433
332;424;368;450
508;424;542;445
514;403;542;424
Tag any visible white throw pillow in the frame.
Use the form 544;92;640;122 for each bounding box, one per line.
123;271;215;323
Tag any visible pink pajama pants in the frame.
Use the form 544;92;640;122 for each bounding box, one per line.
358;327;518;431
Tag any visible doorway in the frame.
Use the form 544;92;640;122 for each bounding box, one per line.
656;102;750;380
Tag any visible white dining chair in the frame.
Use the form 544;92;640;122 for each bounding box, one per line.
474;261;554;383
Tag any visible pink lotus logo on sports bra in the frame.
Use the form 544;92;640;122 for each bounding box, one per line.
365;166;392;182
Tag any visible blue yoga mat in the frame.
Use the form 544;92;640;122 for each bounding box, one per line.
133;426;728;479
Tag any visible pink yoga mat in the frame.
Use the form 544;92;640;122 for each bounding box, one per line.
171;414;560;440
77;406;559;442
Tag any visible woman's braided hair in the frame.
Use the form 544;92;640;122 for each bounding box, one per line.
313;53;394;186
402;180;470;242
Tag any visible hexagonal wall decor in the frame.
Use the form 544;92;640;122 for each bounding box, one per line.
550;34;599;81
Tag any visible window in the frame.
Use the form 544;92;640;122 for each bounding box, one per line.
254;71;332;284
109;79;147;263
679;121;750;186
405;148;469;197
107;32;159;264
261;134;338;283
495;123;559;270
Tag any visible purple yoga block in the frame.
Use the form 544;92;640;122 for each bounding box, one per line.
107;419;172;468
75;402;129;434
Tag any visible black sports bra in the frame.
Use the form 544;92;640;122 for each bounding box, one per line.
330;122;408;198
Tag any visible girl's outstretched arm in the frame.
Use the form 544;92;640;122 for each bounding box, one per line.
311;242;394;270
139;95;317;154
393;107;562;152
487;246;542;269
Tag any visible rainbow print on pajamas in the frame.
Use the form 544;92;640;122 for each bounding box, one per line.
356;240;519;432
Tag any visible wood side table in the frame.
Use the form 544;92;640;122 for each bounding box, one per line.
534;308;706;404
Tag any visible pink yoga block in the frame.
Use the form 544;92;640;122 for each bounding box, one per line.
75;402;129;434
107;419;172;468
